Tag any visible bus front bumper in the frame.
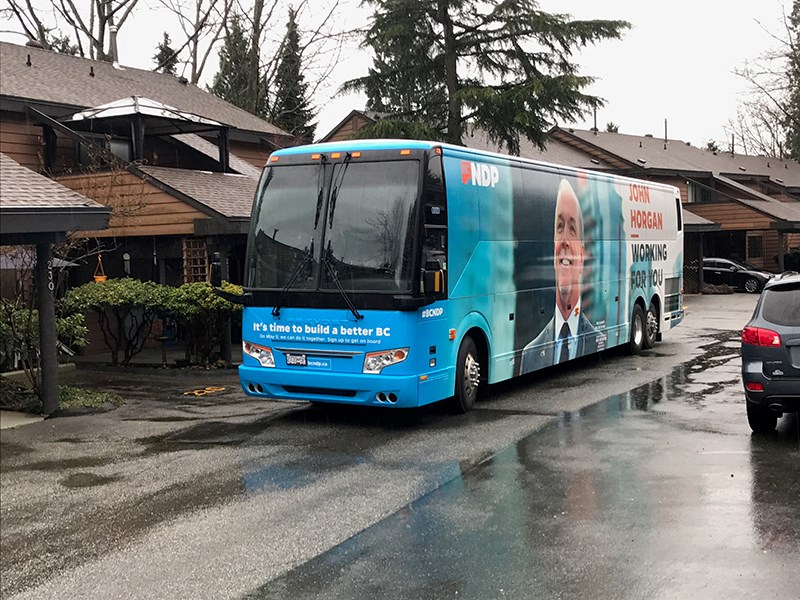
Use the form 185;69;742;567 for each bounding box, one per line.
238;365;425;408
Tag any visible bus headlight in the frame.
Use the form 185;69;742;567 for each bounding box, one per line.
243;341;275;368
363;348;409;374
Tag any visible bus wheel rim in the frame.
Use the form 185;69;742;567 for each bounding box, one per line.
464;354;480;398
646;311;658;338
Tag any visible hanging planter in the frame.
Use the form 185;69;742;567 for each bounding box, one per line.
93;254;107;283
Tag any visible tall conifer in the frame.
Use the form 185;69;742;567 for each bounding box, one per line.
271;8;316;142
343;0;629;153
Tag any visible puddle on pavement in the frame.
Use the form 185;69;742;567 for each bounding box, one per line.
137;415;285;455
245;331;798;600
0;442;34;458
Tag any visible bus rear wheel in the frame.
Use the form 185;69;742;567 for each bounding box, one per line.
643;302;658;349
451;336;480;413
628;304;645;355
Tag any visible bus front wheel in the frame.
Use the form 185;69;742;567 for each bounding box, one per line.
628;304;645;355
451;336;480;413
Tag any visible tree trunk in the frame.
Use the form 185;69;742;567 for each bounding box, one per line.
248;0;265;115
439;0;462;145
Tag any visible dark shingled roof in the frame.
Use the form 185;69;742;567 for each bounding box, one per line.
0;41;291;140
172;133;264;179
0;153;110;235
553;128;800;188
138;166;257;219
0;153;104;209
465;126;616;170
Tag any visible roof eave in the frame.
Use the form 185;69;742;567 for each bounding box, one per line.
0;206;111;236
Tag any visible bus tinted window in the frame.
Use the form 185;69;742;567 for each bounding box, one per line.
322;160;419;292
247;164;322;289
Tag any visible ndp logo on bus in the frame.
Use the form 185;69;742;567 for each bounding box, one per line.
461;161;500;188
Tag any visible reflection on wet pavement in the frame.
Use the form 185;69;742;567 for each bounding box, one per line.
247;331;799;600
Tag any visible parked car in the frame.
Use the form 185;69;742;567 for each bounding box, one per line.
741;271;800;432
703;258;774;293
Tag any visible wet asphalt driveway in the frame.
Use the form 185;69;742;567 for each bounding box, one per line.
0;294;798;599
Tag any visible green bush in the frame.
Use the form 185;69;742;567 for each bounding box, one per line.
65;278;171;366
64;278;243;367
165;281;243;365
0;299;88;396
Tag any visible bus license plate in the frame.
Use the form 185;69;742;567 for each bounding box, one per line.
285;353;307;367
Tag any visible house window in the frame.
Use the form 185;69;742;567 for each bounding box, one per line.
747;235;763;260
77;134;132;166
687;181;715;203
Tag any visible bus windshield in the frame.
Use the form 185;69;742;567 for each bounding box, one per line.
246;159;420;294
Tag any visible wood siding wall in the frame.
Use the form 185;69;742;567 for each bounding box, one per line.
324;115;372;142
55;171;209;237
228;140;271;168
0;116;42;169
685;203;773;230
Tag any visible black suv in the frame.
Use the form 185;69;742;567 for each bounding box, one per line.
741;271;800;432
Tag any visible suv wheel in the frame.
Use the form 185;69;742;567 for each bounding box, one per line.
746;402;777;433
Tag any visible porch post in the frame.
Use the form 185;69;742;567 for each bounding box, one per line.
36;242;59;414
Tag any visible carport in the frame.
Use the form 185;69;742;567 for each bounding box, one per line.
682;209;721;293
0;153;110;414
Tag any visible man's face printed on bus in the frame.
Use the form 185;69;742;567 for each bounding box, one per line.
553;180;584;315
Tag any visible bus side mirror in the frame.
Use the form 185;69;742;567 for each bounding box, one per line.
210;252;222;287
422;259;445;295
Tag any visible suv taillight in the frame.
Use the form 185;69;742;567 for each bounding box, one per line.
742;326;782;347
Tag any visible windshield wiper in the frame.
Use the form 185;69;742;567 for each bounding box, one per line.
271;238;314;317
314;155;327;229
322;242;363;321
327;152;352;229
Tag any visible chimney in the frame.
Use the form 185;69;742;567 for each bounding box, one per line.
109;25;119;66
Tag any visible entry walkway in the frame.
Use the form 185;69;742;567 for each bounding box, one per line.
0;410;44;429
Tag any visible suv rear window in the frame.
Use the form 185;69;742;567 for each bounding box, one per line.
761;283;800;326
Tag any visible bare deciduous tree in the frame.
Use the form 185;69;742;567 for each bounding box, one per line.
155;0;234;83
2;0;140;60
726;1;799;158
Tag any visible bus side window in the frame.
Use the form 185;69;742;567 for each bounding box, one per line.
422;154;447;296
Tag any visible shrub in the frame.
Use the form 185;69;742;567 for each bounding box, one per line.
165;281;243;365
64;278;171;366
0;299;88;397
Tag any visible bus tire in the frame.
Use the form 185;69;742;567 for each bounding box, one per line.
643;302;658;349
628;304;645;355
451;336;480;413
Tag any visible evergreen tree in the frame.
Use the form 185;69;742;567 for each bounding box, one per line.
271;8;317;142
211;13;267;117
48;32;78;55
343;0;629;154
153;32;179;74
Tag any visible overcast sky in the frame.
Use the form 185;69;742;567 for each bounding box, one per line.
0;0;792;148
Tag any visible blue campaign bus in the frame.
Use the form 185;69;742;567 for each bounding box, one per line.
237;139;683;412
